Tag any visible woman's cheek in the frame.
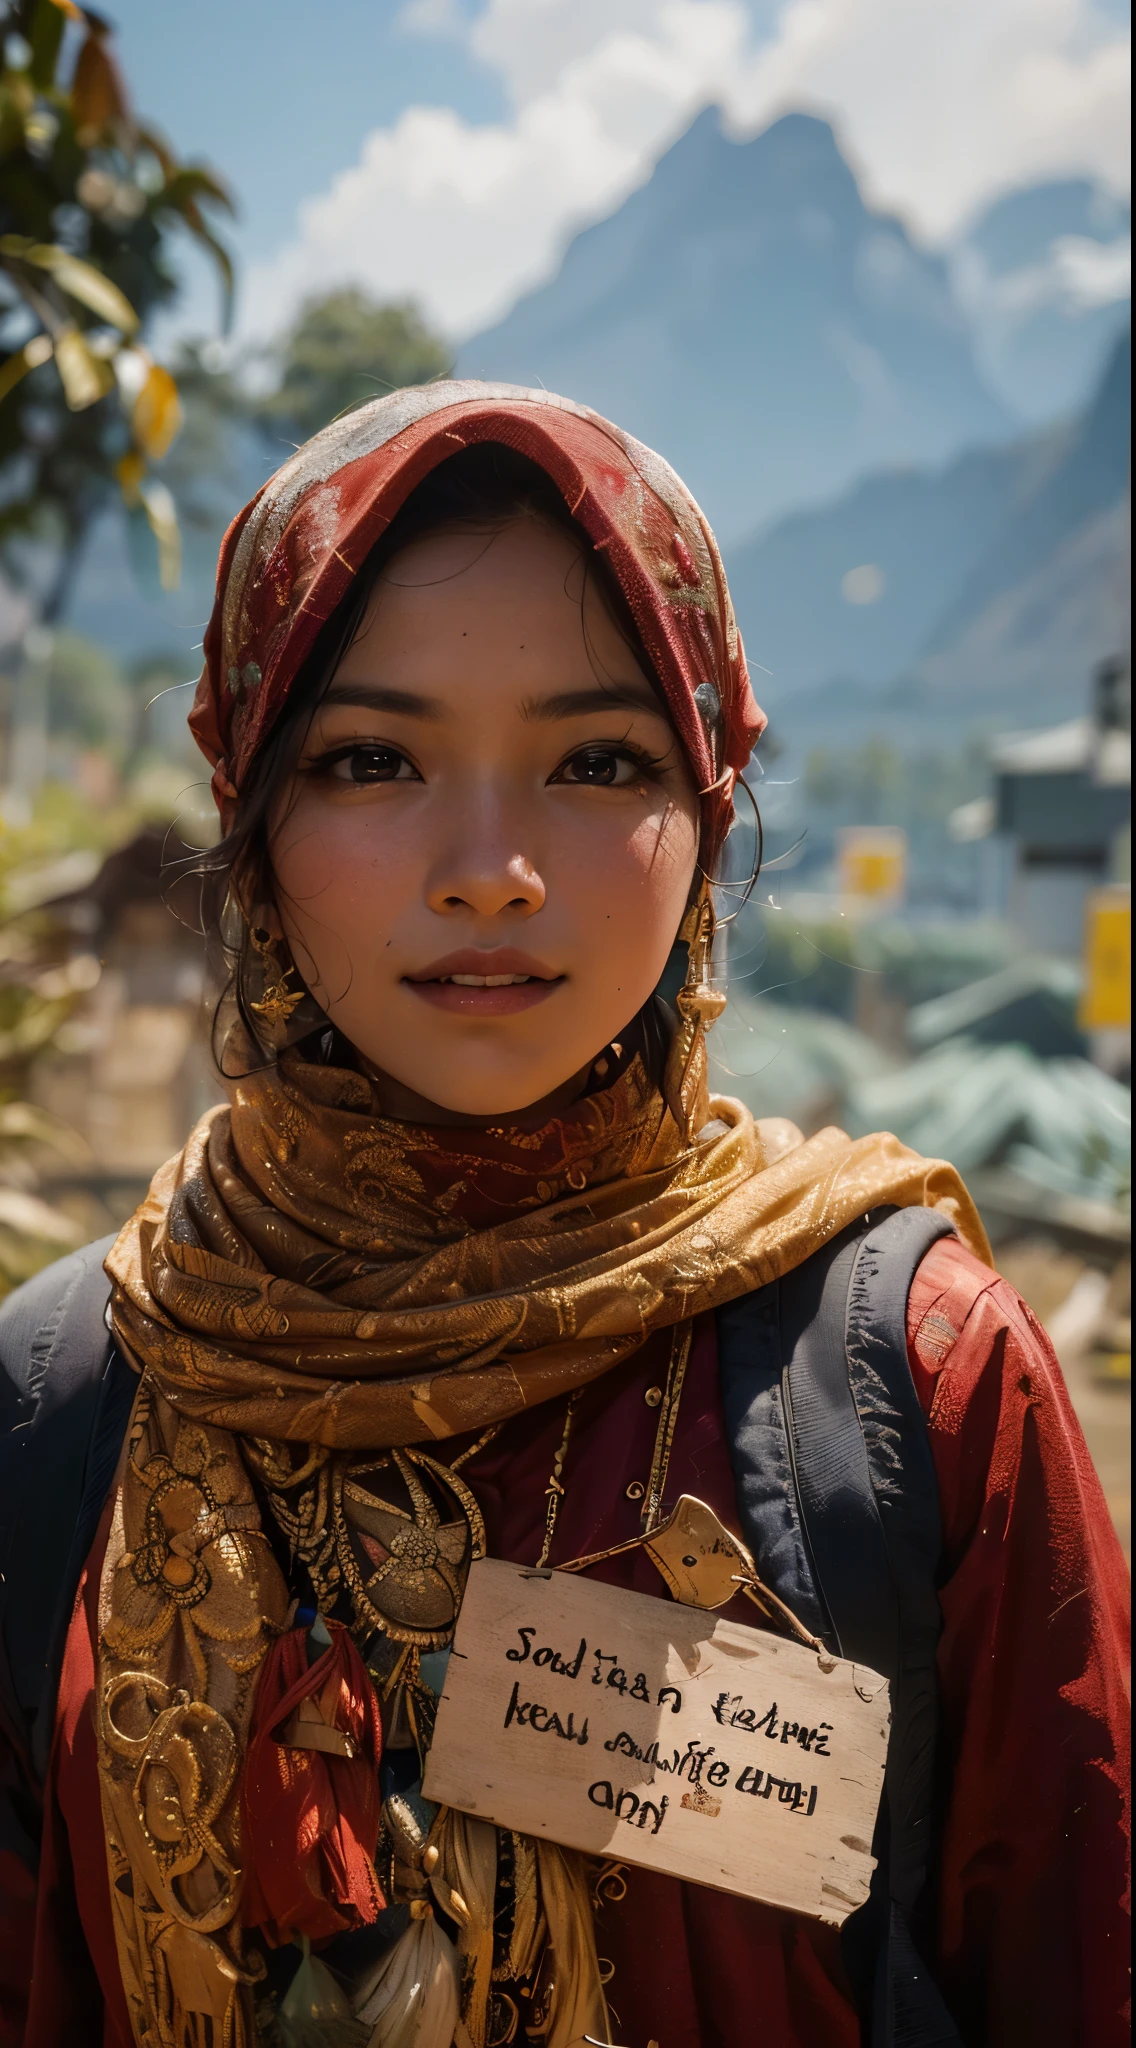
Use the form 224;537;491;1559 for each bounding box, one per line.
569;809;695;992
271;812;336;910
273;808;407;996
623;802;700;907
279;803;408;913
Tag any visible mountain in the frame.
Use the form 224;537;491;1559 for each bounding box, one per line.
722;433;1057;698
951;179;1130;426
924;327;1130;658
906;339;1130;719
458;109;1012;543
728;327;1130;747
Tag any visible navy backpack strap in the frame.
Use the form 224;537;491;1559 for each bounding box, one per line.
0;1237;135;1790
718;1204;961;2048
842;1211;955;1924
804;1208;960;2048
717;1264;834;1648
779;1217;902;1675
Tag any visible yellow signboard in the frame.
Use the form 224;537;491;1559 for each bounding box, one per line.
837;827;907;906
1080;890;1131;1030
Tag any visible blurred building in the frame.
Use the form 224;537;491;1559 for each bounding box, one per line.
28;829;221;1238
990;655;1130;955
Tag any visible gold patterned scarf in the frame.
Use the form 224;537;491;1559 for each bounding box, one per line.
96;1025;987;2046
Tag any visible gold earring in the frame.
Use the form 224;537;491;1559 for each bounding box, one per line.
248;925;305;1029
663;882;725;1141
676;888;727;1035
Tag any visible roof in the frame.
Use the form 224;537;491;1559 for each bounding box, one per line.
990;715;1131;787
843;1037;1130;1215
907;956;1084;1055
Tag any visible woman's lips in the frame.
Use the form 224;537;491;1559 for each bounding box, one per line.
408;978;559;1015
403;959;563;1016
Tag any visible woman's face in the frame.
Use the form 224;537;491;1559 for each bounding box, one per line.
268;515;701;1121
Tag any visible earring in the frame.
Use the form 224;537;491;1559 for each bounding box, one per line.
248;925;305;1029
663;881;725;1141
590;1038;624;1085
676;889;727;1035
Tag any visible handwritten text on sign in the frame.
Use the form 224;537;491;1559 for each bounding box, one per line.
423;1559;890;1925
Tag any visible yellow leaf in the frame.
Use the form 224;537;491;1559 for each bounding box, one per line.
28;243;139;333
132;360;182;459
139;478;181;590
116;448;145;505
0;332;53;406
52;324;114;410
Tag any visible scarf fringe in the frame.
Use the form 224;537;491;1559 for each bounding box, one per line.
426;1810;608;2048
354;1915;462;2047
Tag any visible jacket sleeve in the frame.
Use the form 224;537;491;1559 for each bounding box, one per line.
906;1237;1131;2048
0;1278;46;2048
0;1240;121;2047
0;1722;38;2046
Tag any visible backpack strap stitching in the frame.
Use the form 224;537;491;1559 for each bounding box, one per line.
782;1215;900;1679
717;1276;831;1646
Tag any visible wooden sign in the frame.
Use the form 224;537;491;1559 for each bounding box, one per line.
423;1558;890;1926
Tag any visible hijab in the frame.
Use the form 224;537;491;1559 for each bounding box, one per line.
187;379;762;862
97;384;987;2048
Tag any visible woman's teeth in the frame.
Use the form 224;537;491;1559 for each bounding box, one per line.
440;973;533;986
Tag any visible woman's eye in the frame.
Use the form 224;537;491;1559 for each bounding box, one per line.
554;747;640;788
326;745;418;784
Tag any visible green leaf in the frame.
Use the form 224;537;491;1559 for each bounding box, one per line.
151;166;236;330
159;162;236;218
134;121;175;179
165;204;234;332
26;0;70;90
3;239;141;332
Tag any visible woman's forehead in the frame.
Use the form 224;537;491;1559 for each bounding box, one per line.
334;529;660;707
371;511;584;591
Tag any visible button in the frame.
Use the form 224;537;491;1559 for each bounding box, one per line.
625;1481;645;1501
644;1385;663;1408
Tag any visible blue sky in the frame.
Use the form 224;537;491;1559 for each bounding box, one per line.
107;1;504;258
103;0;1131;345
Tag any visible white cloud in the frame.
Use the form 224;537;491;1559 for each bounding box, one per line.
733;0;1131;237
243;0;1130;343
1051;233;1131;304
245;2;746;340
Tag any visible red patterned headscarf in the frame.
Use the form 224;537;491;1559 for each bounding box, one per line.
188;381;765;861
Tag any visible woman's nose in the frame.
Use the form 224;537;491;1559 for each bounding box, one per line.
424;820;547;919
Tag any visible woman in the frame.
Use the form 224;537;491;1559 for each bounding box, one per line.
0;383;1128;2048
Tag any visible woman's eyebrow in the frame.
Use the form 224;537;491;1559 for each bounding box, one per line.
520;684;662;721
322;683;447;720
